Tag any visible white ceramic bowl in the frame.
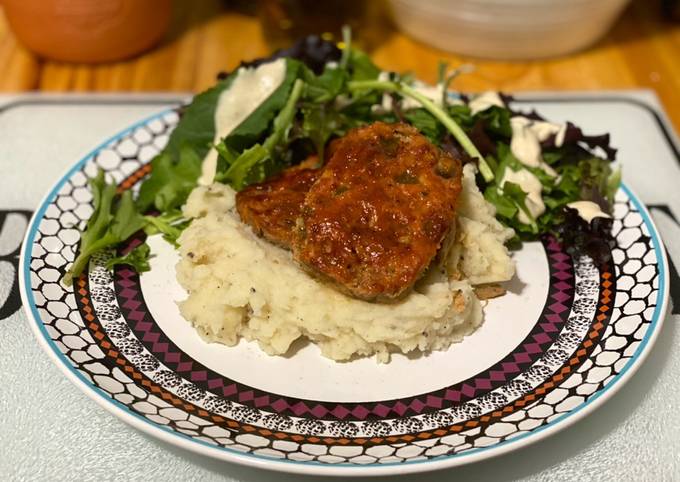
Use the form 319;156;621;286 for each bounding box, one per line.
389;0;631;59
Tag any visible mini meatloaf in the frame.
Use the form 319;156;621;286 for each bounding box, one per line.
235;162;321;248
294;122;463;301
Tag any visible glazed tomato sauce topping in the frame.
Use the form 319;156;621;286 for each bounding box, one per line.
236;122;463;301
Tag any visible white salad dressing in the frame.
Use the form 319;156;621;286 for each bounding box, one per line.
403;82;444;109
510;116;567;177
531;120;567;147
375;72;463;112
567;201;611;223
501;167;546;225
468;91;505;115
198;58;288;186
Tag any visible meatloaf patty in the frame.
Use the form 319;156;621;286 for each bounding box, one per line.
293;122;463;301
235;160;321;248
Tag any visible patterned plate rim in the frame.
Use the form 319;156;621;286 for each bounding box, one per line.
19;109;670;476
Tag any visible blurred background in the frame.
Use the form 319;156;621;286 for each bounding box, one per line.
0;0;679;128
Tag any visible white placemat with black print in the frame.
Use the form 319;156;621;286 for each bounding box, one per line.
1;92;678;481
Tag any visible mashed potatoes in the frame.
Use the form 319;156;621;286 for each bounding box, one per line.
176;164;515;362
448;165;517;285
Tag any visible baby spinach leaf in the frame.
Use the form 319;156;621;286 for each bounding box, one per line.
220;78;306;190
220;59;303;153
164;74;236;162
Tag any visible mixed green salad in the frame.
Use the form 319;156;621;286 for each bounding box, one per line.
64;33;620;284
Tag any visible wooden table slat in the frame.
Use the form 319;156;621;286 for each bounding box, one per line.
1;1;679;131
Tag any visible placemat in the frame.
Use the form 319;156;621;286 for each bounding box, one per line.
1;93;678;481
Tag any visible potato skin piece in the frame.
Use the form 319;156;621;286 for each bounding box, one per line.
293;122;463;301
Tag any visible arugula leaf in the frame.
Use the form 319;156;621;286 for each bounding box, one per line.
347;48;380;81
503;181;538;232
403;109;444;144
542;149;564;165
137;145;202;212
303;64;349;103
296;60;374;162
65;171;148;283
105;243;152;272
300;103;344;161
483;185;518;219
65;170;194;283
214;141;238;167
64;171;115;282
473;105;511;138
219;144;271;190
447;104;473;127
111;190;146;240
144;210;190;247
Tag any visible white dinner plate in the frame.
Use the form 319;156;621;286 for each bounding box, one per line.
20;107;669;476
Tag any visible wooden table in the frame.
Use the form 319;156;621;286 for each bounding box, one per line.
1;0;680;131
